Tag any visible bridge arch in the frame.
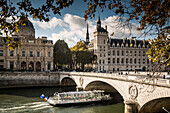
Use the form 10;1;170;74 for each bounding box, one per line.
139;97;170;113
60;76;77;86
82;78;128;101
139;90;170;107
139;90;170;113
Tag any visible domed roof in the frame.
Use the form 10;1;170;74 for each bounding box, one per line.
18;18;34;29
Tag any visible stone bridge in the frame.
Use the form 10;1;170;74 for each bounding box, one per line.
60;72;170;113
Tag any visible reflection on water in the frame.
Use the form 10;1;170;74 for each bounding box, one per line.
0;87;124;113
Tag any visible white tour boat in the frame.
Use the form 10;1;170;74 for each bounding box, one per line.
46;90;111;106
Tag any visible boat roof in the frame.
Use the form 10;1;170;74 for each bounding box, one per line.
57;90;104;95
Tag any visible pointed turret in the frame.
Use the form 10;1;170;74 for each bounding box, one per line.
97;16;101;28
86;23;89;43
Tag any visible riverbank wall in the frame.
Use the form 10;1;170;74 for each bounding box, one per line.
0;72;60;88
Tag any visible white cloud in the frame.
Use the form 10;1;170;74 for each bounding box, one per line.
102;15;144;38
29;17;65;29
31;14;146;47
50;14;95;47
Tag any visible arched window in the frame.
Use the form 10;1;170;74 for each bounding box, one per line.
21;61;26;70
36;62;41;71
28;62;34;71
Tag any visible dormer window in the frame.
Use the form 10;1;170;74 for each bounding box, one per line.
121;43;124;47
112;43;115;47
138;44;141;48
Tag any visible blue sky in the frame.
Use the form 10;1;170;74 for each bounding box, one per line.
10;0;150;47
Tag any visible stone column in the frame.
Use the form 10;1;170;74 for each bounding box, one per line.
34;62;36;71
124;100;138;113
76;86;83;91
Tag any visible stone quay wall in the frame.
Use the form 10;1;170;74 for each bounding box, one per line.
0;72;60;88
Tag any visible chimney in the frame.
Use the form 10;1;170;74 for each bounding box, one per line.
105;25;107;31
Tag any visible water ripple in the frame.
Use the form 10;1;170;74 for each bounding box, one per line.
0;102;52;113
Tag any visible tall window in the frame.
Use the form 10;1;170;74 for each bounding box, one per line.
126;51;128;53
117;51;119;56
22;51;25;56
10;61;14;69
99;60;101;64
30;51;33;57
113;50;115;56
126;58;128;64
37;52;40;57
104;40;105;44
108;51;110;56
134;58;136;64
121;50;124;56
10;51;13;56
121;58;124;64
108;58;110;64
0;50;3;56
117;58;119;63
139;58;141;64
48;52;51;57
48;62;51;70
103;60;105;64
143;58;145;64
130;58;132;63
113;58;115;63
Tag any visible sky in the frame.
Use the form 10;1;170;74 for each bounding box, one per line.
9;0;150;47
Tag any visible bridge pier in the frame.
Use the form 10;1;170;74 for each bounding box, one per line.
124;100;138;113
76;86;83;91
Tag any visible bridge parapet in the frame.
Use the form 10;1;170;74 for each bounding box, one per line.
60;72;170;88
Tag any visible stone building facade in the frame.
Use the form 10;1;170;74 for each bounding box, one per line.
0;19;53;71
88;16;165;72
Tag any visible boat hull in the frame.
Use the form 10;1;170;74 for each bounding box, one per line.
48;99;111;107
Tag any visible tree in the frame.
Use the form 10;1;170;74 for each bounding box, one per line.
70;41;92;71
54;40;72;70
147;34;170;73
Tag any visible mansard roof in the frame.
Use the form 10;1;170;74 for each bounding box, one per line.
96;27;108;33
110;38;149;48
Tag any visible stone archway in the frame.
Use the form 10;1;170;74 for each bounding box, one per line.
84;81;123;103
61;77;77;86
142;66;146;71
21;61;26;70
36;62;41;71
28;62;34;71
139;97;170;113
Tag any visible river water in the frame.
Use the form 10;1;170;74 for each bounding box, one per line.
0;87;124;113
